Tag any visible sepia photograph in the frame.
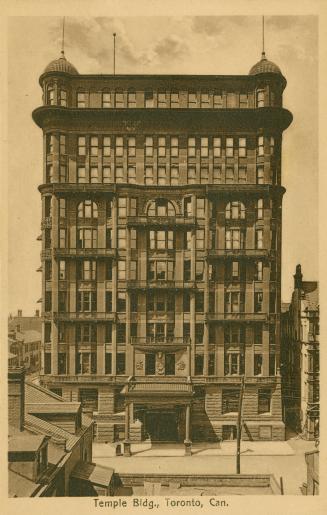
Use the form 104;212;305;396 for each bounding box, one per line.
2;1;325;513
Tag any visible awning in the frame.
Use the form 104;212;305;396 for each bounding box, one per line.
71;461;114;488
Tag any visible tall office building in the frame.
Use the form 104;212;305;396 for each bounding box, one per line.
33;47;292;448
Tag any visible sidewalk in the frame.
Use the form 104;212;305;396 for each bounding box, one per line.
93;440;295;458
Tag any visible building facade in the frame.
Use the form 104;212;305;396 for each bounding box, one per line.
281;265;319;440
32;49;292;447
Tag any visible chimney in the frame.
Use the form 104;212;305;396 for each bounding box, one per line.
35;309;40;317
8;366;25;431
17;309;22;317
294;264;303;289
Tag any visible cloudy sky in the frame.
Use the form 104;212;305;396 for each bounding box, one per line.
7;15;318;315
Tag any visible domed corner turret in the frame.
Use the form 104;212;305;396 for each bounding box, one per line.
43;51;79;76
249;51;282;76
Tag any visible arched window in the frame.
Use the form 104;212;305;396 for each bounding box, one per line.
77;200;98;219
147;199;175;217
47;85;55;105
225;201;245;220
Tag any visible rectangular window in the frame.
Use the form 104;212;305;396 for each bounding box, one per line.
196;198;205;218
208;353;215;375
77;92;86;108
106;260;112;281
128;91;136;107
59;89;67;107
158;91;166;107
117;292;126;312
116;353;126;374
170;166;179;185
195;355;204;375
200;137;209;157
239;93;248;108
225;229;244;250
213;93;223;108
255;261;263;281
226;137;234;157
115;166;124;183
188;92;197;108
270;136;275;155
44;353;51;374
158;166;167;185
238;137;247;157
127;166;136;184
257;199;263;219
118;228;126;249
257;135;264;156
184;231;192;250
258;389;271;414
78;136;86;156
59;198;66;218
77;166;86;183
195;324;204;344
254;325;263;345
201;92;210;108
188;137;196;157
103;136;111;157
145;166;154;185
59;228;66;248
117;323;126;344
238;166;247;184
59;260;66;280
227;92;237;108
196;229;205;249
158;136;166;157
222;390;240;414
257;90;265;108
170;91;179;107
90;136;98;156
145;136;153;157
257;166;264;184
213;137;221;157
254;292;263;312
170;136;179;157
128;137;136;157
90;167;99;183
115;136;124;157
118;199;127;220
105;291;112;312
184;260;191;282
187;166;196;184
115;91;124;108
195;292;204;312
46;165;53;183
60;165;67;183
102;92;111;108
103;166;111;183
145;91;154;108
77;228;97;249
196;261;204;281
226;167;234;183
256;229;263;249
213;167;222;184
118;260;126;280
200;167;208;184
105;353;112;374
254;354;263;376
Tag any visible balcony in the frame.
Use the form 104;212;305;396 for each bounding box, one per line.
41;217;52;229
130;336;191;350
41;249;52;260
124;376;193;397
53;312;116;322
39;374;126;384
127;215;197;228
206;312;268;322
127;279;196;290
192;375;279;385
54;248;117;258
207;248;275;259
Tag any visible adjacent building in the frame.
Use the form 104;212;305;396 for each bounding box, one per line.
8;328;41;374
281;265;319;440
8;366;113;496
32;47;292;448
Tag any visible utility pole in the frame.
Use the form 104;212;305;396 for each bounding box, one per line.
236;375;245;474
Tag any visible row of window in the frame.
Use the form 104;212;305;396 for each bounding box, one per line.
47;226;268;252
46;163;274;185
44;349;275;384
46;87;273;110
52;198;264;220
46;287;273;314
46;259;270;283
47;134;274;158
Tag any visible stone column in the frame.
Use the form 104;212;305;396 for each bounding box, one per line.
184;403;192;455
123;400;131;456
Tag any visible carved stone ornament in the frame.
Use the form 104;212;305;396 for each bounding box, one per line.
135;361;143;370
177;361;186;370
